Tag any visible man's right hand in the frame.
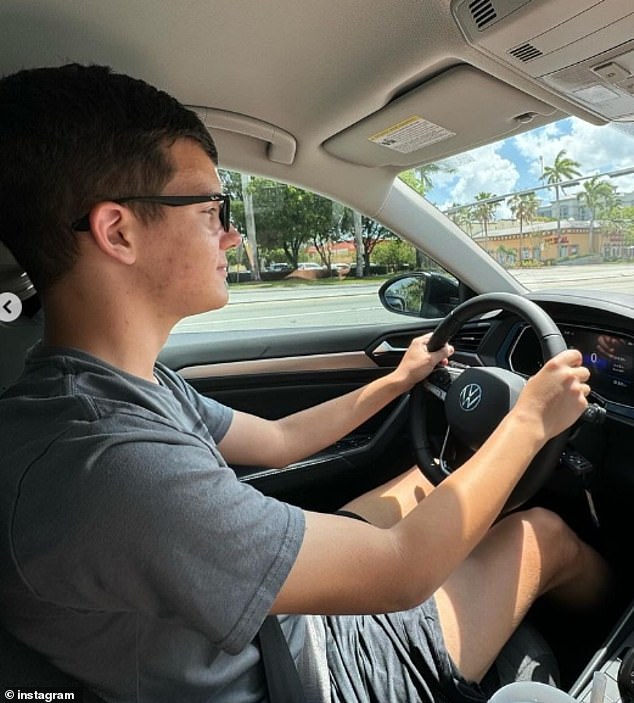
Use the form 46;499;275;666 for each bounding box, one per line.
513;348;591;442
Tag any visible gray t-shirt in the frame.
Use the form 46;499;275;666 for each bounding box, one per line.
0;345;306;702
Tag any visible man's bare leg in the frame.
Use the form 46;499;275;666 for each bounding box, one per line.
340;466;433;527
340;468;613;684
434;506;612;682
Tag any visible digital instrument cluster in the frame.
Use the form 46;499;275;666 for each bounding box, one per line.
510;324;634;407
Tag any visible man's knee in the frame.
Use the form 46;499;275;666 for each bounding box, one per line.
508;506;583;573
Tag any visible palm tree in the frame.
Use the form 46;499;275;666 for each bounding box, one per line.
576;177;617;254
507;192;539;266
472;192;498;254
541;150;581;258
448;203;473;238
399;163;452;196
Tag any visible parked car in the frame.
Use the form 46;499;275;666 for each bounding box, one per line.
296;262;324;270
267;262;293;272
1;0;634;700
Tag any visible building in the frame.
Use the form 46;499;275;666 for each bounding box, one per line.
470;220;631;265
537;190;634;221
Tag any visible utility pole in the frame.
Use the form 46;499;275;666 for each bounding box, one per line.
240;173;261;281
354;210;364;277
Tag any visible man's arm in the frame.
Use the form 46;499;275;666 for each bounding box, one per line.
270;349;591;615
217;333;452;467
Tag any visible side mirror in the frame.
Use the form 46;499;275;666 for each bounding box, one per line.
378;272;460;319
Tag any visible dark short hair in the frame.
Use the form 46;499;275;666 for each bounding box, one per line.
0;63;218;291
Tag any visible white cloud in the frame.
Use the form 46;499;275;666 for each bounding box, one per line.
433;143;520;214
427;116;634;213
513;117;634;194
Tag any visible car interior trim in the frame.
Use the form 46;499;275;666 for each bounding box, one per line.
178;351;377;379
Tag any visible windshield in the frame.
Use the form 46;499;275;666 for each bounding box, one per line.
416;117;634;294
171;117;634;336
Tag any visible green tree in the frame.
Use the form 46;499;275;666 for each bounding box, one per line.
372;239;416;272
312;201;347;275
339;209;396;271
540;150;581;257
360;217;397;270
620;206;634;253
472;193;498;253
399;163;447;196
448;203;474;238
507;192;539;266
614;205;634;247
576;176;617;253
245;179;334;268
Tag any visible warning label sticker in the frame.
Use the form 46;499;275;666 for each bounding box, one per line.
369;116;455;154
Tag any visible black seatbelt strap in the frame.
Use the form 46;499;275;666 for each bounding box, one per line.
257;616;307;703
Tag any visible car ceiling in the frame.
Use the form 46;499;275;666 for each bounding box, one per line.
1;0;633;213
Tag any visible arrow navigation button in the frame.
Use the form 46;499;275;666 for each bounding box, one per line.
0;292;22;322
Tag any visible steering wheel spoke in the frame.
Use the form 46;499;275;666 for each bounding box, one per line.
423;365;463;401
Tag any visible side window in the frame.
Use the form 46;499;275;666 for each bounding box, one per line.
174;171;453;334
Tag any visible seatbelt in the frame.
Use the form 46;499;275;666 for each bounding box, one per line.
257;616;307;703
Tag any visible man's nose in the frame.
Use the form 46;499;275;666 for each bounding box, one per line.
222;225;242;249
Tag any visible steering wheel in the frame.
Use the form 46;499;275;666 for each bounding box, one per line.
410;292;568;514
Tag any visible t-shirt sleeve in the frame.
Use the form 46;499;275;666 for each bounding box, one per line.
192;392;233;442
15;425;305;655
154;362;233;442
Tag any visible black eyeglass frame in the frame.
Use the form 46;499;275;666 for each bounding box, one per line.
71;193;231;232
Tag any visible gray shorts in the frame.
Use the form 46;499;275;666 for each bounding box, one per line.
323;598;488;703
323;601;558;703
314;513;559;703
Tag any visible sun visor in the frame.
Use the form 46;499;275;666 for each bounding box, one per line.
322;65;558;168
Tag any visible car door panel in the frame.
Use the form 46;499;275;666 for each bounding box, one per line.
160;323;438;509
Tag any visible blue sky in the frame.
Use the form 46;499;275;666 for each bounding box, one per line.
423;117;634;218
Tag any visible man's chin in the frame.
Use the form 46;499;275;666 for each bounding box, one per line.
204;291;230;313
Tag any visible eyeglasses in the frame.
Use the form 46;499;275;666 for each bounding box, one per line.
71;193;231;232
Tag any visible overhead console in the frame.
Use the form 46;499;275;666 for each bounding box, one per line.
451;0;634;123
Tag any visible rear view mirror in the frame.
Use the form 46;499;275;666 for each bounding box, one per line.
378;272;460;319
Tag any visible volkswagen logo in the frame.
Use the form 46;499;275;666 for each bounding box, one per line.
459;383;482;411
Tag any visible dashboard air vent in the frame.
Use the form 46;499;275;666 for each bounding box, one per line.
450;326;489;352
508;43;544;63
468;0;497;29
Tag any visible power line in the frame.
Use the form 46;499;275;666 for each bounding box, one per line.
443;166;634;214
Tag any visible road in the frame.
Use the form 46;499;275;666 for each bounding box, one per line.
510;263;634;292
173;263;634;333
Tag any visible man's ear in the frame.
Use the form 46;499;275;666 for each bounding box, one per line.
87;202;138;265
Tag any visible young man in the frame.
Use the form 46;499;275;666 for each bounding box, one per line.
0;64;611;703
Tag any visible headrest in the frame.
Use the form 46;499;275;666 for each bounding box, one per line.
0;240;36;301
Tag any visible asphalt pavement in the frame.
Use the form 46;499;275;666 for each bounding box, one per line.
173;263;634;333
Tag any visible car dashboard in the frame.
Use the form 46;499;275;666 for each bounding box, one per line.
452;290;634;427
442;289;634;547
